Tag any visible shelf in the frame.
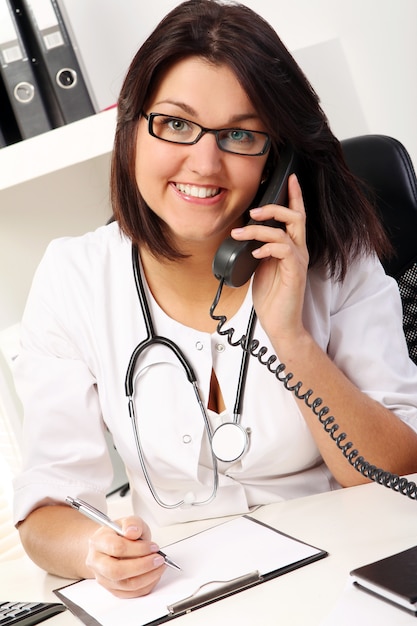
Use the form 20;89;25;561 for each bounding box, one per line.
0;106;117;191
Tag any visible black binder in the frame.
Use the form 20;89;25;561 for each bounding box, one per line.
0;70;20;146
11;0;95;126
0;0;52;141
0;126;6;148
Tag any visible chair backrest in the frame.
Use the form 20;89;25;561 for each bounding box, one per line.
341;134;417;365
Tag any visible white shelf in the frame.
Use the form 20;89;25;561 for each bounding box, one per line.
0;106;116;328
0;106;117;191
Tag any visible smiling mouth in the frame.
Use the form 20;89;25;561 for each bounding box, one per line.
175;183;220;198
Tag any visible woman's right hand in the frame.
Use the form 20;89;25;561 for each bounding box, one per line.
86;516;166;598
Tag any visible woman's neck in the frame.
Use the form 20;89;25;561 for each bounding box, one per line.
139;246;249;332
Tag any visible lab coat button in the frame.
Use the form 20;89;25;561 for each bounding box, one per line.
195;341;204;351
182;434;192;444
215;343;225;353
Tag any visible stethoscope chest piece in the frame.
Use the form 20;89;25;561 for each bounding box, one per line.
211;422;249;463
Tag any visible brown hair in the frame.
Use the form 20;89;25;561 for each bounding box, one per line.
111;0;390;280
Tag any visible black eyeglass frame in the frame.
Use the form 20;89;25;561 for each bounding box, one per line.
142;111;271;157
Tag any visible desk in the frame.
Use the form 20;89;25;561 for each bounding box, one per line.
2;477;417;625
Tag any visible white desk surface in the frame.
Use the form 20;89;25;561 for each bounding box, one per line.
2;476;417;626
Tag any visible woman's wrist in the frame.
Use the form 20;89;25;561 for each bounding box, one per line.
269;327;315;364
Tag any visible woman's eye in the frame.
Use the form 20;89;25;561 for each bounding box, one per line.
168;119;188;132
227;130;254;144
158;117;193;135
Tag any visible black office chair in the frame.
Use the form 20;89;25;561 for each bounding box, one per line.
341;134;417;365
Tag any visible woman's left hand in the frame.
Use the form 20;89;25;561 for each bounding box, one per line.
231;173;309;344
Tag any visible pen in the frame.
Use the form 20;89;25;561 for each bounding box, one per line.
65;496;181;571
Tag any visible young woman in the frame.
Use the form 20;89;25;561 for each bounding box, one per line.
13;0;417;599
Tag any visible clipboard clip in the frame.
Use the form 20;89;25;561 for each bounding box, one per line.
167;570;262;615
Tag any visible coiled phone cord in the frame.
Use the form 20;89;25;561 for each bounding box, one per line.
210;278;417;500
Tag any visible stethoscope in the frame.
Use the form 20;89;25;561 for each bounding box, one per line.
125;244;257;508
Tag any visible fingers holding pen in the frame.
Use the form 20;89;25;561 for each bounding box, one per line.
120;515;152;542
86;517;166;598
90;516;153;558
91;549;166;599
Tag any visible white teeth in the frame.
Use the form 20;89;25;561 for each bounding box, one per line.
176;183;219;198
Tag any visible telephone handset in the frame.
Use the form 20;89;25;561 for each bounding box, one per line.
212;144;296;288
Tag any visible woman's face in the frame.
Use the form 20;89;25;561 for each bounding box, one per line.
135;56;269;252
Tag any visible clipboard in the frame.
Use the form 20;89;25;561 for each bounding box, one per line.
54;516;327;626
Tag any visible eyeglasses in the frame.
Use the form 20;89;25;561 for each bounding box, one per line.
142;112;271;156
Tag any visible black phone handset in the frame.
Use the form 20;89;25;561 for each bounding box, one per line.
210;147;417;500
212;143;296;288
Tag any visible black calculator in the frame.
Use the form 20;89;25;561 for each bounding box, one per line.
0;602;66;625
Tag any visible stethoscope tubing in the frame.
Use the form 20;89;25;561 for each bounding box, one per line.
125;244;256;507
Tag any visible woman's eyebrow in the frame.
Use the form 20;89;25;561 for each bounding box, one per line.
151;100;260;126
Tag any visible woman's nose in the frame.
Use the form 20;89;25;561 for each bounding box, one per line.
187;132;223;176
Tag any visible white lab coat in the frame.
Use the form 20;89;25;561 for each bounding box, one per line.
12;222;417;526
